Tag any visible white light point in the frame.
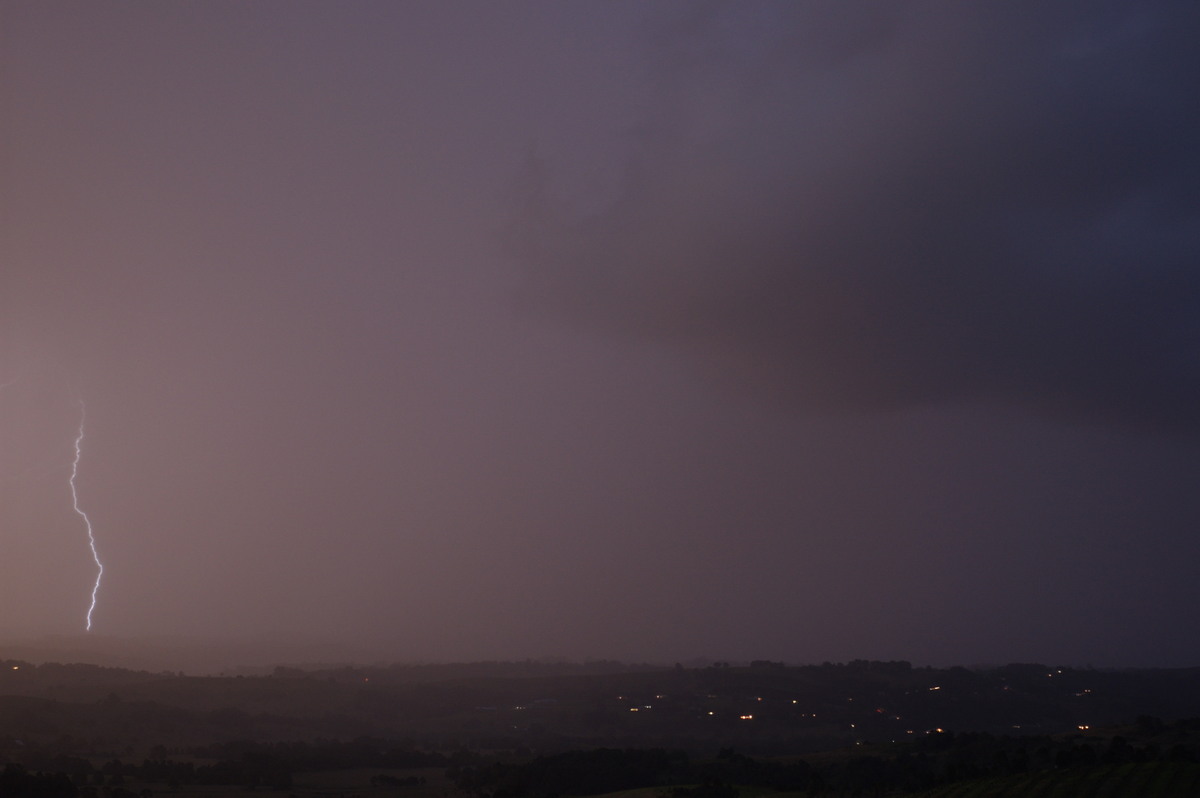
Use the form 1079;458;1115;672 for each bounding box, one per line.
70;402;103;631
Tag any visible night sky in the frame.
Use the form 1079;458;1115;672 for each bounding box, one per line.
2;1;1199;667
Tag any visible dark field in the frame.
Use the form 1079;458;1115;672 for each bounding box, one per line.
3;659;1200;797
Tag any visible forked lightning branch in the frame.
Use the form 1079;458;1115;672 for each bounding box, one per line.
70;402;104;631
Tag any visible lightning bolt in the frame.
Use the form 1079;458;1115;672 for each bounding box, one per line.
70;401;103;631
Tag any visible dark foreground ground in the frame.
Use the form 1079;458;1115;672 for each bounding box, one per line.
2;658;1200;796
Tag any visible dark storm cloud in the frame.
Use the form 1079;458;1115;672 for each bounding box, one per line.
514;0;1200;429
6;0;1200;668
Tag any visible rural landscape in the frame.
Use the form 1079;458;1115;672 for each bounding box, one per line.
2;654;1200;797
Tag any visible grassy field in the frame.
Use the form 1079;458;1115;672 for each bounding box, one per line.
577;763;1200;798
109;761;1200;798
905;761;1200;798
587;787;798;798
117;766;452;798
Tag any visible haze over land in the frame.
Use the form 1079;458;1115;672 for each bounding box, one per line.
2;1;1199;668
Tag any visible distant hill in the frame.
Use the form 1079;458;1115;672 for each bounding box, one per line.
0;632;396;674
2;658;1200;796
1;657;1199;756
